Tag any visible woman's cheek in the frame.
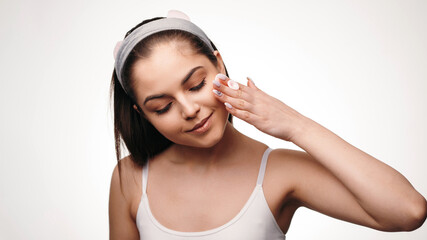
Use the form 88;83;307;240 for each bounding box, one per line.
151;114;182;135
202;81;218;104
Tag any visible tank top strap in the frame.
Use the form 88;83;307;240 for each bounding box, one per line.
142;160;149;195
256;147;273;186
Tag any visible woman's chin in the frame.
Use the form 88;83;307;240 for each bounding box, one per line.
172;123;226;149
189;129;225;148
166;111;231;149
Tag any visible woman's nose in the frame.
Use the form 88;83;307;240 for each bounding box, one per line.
179;97;200;119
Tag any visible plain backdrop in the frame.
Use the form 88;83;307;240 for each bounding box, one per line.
0;0;426;239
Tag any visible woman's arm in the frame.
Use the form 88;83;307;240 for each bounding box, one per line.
277;119;427;231
109;163;140;240
212;74;427;231
289;118;426;230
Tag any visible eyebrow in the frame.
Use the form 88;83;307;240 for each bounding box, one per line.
143;66;204;105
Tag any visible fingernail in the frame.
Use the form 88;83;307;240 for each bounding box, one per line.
247;77;255;85
212;89;222;96
224;102;233;109
227;80;239;90
215;73;228;81
213;79;221;87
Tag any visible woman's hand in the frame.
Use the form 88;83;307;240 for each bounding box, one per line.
212;74;427;231
212;73;307;142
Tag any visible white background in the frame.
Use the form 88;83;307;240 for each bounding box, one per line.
1;0;426;239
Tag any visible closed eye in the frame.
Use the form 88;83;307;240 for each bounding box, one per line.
155;79;206;115
189;79;206;91
155;102;172;115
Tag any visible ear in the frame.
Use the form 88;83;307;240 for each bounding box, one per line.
133;103;151;123
213;50;226;75
133;104;142;114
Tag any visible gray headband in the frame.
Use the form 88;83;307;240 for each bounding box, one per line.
114;17;214;95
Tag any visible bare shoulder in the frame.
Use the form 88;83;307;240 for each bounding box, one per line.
111;156;142;189
269;148;312;161
266;147;345;202
110;155;143;219
109;156;141;239
268;148;315;171
264;148;318;194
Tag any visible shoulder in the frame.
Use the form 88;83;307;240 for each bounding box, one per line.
266;148;319;188
268;148;314;169
109;156;142;238
267;147;343;200
111;155;142;188
110;155;143;217
261;148;315;215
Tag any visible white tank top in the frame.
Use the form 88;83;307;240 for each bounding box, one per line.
136;147;286;239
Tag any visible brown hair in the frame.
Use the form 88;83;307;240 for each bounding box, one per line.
109;17;232;178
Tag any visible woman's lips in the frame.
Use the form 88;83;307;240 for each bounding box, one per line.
187;113;213;134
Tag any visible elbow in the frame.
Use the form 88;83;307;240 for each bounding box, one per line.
378;194;427;232
395;195;427;232
404;196;427;231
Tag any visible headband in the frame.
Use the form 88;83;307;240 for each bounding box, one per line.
113;10;214;95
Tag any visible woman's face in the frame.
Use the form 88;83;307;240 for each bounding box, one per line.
131;41;230;148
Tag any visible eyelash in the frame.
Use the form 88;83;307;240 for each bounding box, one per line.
189;78;206;91
155;79;206;115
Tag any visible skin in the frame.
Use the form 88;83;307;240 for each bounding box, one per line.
109;40;427;239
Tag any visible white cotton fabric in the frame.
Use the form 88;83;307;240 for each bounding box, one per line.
136;147;286;240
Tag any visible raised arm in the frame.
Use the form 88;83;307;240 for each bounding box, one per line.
211;74;427;231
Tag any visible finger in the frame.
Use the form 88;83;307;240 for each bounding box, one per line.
213;73;232;90
215;73;229;83
214;73;249;92
213;79;252;101
212;89;253;110
246;77;258;90
214;73;253;92
214;86;252;103
224;102;255;123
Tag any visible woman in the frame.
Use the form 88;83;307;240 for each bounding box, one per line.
108;10;426;239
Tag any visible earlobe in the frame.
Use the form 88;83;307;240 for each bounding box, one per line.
133;104;148;119
133;104;149;119
133;104;141;114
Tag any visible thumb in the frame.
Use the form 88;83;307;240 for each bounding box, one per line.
246;77;258;89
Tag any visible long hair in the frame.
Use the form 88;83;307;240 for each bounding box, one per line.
109;17;233;179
